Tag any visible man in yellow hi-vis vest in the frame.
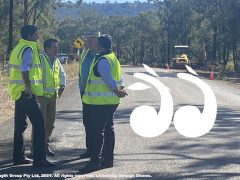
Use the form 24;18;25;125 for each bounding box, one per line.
79;30;100;159
8;25;55;167
36;39;66;156
80;34;128;173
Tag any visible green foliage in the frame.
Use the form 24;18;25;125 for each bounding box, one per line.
225;61;235;73
1;0;240;73
55;1;157;20
0;0;57;56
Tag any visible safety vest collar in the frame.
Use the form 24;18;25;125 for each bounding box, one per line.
94;50;112;61
80;49;89;64
42;53;57;67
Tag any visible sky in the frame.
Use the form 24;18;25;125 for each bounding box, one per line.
85;0;147;2
64;0;148;3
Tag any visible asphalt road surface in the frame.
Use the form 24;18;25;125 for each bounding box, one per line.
0;66;239;179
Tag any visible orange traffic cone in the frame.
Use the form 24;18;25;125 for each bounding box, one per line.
209;68;214;80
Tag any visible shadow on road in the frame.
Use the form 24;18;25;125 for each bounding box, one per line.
131;171;240;180
56;110;82;122
147;105;240;179
0;146;89;179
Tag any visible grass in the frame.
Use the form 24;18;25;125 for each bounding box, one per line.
0;73;14;124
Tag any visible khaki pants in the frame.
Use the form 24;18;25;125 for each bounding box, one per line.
31;96;56;152
37;96;56;149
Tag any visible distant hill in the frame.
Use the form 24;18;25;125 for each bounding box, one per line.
55;2;157;20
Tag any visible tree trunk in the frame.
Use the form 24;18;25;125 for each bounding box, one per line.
139;40;144;64
222;46;227;65
231;33;238;71
211;28;217;62
7;0;13;55
24;0;28;25
116;39;120;59
232;48;237;72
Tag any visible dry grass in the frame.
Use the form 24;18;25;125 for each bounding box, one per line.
0;74;14;124
62;62;79;80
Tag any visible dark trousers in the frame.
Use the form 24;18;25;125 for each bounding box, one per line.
90;104;118;163
13;92;46;162
82;102;93;155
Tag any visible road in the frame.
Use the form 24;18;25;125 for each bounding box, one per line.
0;66;239;179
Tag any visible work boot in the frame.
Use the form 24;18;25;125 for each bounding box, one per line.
13;157;33;166
101;160;113;169
79;151;91;159
46;147;55;157
79;161;101;174
101;157;114;169
33;159;56;167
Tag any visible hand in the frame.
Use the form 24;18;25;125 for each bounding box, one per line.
58;86;65;98
24;86;33;99
114;89;128;98
119;86;124;90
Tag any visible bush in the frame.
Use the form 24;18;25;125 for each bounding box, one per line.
225;61;235;73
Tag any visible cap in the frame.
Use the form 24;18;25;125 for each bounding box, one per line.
86;30;101;38
98;34;112;49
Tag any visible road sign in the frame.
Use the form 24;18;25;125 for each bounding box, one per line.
74;38;85;48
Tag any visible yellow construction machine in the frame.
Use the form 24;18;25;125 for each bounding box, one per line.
171;45;191;69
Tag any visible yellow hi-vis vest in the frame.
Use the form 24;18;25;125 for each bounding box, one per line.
40;54;61;98
8;39;43;100
79;49;89;77
82;52;122;105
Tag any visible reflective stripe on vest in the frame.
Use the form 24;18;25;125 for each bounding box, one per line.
44;87;60;93
9;80;43;84
8;64;42;70
84;92;117;97
88;79;122;86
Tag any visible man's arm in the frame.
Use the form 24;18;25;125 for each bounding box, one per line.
58;60;67;98
97;59;128;98
21;48;33;99
119;76;124;90
22;71;31;97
